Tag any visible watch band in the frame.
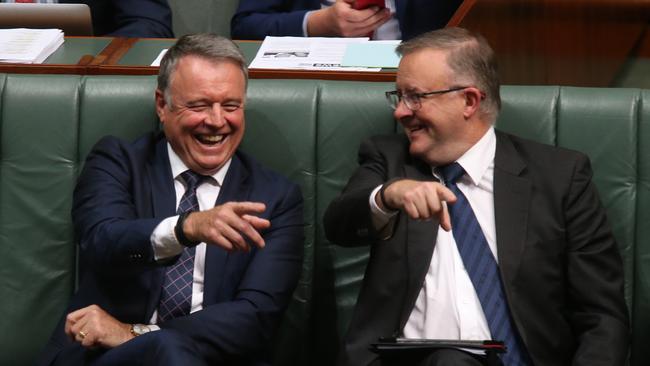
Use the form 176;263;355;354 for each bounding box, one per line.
174;211;201;247
379;177;403;211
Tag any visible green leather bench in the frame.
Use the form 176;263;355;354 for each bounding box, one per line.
0;74;647;365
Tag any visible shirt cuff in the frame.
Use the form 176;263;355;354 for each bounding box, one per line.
370;184;398;216
370;184;398;234
150;215;184;261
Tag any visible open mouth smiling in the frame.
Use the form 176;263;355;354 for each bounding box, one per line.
406;123;425;134
195;133;226;145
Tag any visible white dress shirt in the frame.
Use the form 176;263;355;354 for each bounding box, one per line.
370;127;497;340
148;143;231;324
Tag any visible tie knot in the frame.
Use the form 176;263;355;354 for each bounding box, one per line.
180;170;208;191
439;162;465;185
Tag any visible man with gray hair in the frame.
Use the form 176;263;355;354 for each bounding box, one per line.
325;27;629;366
37;34;304;366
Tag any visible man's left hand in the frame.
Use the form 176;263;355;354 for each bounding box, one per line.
65;304;134;348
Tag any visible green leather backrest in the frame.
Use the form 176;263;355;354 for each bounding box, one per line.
1;74;81;365
0;74;647;366
241;80;319;364
635;90;650;366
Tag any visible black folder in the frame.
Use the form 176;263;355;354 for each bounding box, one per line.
370;337;506;365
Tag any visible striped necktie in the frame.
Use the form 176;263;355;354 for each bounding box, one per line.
157;170;207;322
440;162;529;366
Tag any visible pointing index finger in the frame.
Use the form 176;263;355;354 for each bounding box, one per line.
231;202;266;215
437;186;456;231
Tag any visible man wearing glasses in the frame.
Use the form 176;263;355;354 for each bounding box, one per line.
324;27;629;366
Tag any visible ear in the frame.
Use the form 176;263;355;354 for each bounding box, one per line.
462;87;483;119
155;89;167;123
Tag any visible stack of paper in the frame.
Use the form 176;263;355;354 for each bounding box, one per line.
250;36;401;72
0;28;64;64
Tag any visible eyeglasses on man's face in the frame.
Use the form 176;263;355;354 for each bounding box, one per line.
385;86;470;111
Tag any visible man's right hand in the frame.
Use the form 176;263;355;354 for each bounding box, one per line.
307;0;391;37
379;179;457;231
65;305;133;349
183;202;270;252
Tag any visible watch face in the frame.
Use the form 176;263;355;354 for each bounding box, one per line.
133;324;150;335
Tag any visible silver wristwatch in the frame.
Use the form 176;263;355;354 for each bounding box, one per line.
130;323;153;336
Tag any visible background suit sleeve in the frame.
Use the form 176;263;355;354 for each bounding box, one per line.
231;0;315;39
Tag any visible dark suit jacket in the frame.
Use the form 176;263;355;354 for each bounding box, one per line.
61;0;173;37
323;131;629;366
231;0;462;40
38;132;304;365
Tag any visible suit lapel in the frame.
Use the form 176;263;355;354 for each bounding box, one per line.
146;136;176;319
399;158;440;328
149;137;176;218
493;131;530;288
203;153;251;304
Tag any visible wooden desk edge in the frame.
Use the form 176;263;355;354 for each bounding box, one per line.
0;64;90;74
86;65;397;81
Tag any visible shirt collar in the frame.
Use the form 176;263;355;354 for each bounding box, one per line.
167;143;230;187
442;127;496;186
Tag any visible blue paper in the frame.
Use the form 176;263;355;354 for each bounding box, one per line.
341;41;401;69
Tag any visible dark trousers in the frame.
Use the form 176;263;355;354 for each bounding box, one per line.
48;329;207;366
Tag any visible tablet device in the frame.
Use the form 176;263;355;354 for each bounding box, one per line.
371;338;506;366
0;3;92;36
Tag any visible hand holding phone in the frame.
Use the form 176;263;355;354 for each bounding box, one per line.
307;0;390;37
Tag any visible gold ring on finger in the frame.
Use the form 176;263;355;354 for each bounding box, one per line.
78;331;87;339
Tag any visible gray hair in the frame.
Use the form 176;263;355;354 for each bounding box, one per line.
396;27;501;121
157;33;248;105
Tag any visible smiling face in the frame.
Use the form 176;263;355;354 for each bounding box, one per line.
394;48;488;166
156;55;246;175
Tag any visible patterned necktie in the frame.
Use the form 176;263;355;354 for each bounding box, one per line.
158;170;207;322
440;162;529;366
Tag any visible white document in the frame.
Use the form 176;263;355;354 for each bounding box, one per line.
249;36;381;72
0;28;64;64
151;48;167;66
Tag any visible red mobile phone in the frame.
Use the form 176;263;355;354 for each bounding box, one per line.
352;0;386;10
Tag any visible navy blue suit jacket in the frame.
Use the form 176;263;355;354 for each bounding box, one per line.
231;0;462;40
38;132;304;365
61;0;173;37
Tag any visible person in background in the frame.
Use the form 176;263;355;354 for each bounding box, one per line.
1;0;173;38
324;27;629;366
231;0;462;41
36;34;303;366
